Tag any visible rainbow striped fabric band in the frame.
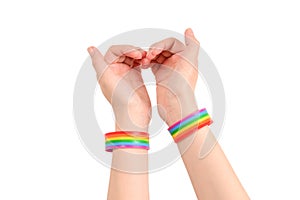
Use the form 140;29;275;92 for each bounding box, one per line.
105;131;150;152
168;108;213;143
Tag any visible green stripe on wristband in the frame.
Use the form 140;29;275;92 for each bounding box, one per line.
168;109;213;143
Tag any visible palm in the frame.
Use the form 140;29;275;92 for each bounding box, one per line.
106;62;151;116
146;29;200;125
90;45;151;130
153;55;197;124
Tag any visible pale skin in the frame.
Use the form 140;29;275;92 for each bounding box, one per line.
88;45;150;200
88;28;249;200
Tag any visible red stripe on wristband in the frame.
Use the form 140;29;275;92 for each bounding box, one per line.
168;108;213;143
105;131;150;152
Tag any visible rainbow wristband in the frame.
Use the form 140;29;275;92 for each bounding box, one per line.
105;131;150;152
168;108;213;143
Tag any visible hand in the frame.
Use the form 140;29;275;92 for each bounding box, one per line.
142;28;200;126
88;45;151;132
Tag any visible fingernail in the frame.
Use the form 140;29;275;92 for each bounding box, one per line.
186;28;194;36
87;47;95;57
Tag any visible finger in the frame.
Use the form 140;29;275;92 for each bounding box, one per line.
161;50;173;58
141;57;151;66
143;51;172;67
123;57;135;67
117;55;126;63
150;63;160;75
147;38;185;60
87;46;107;81
184;28;200;53
116;55;142;68
155;54;167;64
133;59;143;68
104;45;144;64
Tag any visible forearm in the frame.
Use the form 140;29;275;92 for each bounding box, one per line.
177;127;249;200
108;149;149;200
107;125;149;200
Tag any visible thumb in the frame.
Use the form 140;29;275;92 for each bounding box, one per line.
184;28;200;53
87;46;107;81
180;28;200;66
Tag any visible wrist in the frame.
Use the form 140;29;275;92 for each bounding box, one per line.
166;94;198;126
115;114;149;132
177;126;210;156
168;108;212;147
115;123;148;132
113;106;150;132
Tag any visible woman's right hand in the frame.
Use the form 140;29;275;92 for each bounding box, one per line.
88;45;151;132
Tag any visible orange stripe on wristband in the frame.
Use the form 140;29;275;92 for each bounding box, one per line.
168;109;213;143
105;131;150;152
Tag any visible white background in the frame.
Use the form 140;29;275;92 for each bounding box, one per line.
0;0;299;199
